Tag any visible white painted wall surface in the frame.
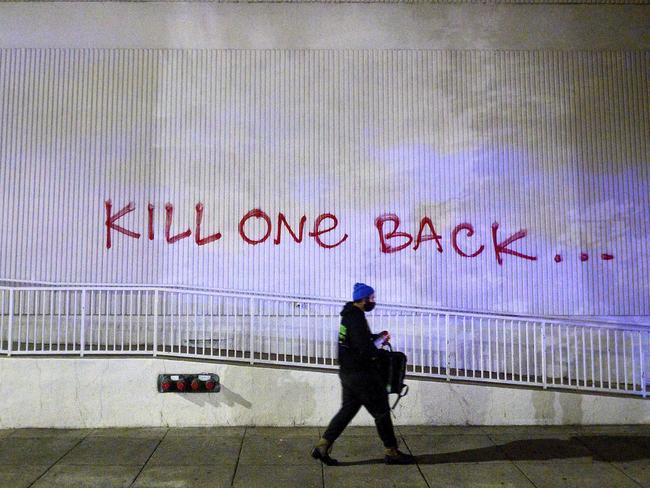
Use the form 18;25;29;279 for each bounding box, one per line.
0;2;648;428
0;358;647;428
1;3;649;316
0;48;648;315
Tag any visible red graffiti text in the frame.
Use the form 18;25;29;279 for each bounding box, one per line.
374;213;537;265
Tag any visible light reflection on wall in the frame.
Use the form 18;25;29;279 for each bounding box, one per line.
0;49;648;315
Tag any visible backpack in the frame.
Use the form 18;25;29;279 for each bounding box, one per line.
378;344;409;409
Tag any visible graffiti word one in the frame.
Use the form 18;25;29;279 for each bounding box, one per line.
238;209;348;249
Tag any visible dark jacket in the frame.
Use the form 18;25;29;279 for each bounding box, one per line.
337;302;387;373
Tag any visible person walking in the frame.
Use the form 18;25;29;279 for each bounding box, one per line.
311;282;414;465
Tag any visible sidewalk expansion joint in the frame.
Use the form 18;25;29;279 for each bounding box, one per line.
26;429;94;488
128;428;169;488
396;425;431;488
229;425;247;488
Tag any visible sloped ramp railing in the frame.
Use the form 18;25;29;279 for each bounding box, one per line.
0;283;647;398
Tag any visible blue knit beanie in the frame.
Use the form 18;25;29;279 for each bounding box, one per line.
352;282;375;302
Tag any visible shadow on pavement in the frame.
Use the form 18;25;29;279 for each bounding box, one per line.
337;459;385;466
335;436;650;466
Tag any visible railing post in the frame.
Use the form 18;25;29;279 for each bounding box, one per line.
445;314;450;381
153;290;159;357
249;297;255;364
7;290;13;356
541;322;547;389
80;290;86;357
640;331;646;398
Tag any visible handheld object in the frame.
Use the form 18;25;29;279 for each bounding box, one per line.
378;343;409;409
373;330;391;348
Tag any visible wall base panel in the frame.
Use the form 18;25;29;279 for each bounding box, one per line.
0;358;647;428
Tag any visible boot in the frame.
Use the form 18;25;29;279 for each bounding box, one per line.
384;447;415;465
311;438;339;466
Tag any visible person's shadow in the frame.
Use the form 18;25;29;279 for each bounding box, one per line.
337;435;650;466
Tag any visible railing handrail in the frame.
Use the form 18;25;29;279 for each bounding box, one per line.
0;280;648;333
1;280;647;398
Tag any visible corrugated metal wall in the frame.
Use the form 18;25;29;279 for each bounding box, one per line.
1;49;648;315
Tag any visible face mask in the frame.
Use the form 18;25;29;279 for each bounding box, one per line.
364;301;376;312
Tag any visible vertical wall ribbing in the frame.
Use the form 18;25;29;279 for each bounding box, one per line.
0;49;648;315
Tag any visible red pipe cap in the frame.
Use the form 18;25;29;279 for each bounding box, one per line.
191;379;201;391
176;380;187;392
161;380;172;392
205;380;216;391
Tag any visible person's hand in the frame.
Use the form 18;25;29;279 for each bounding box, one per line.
373;331;391;349
379;331;391;345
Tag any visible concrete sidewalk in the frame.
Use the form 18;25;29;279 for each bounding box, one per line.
0;425;649;487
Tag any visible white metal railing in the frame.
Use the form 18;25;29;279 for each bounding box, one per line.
0;284;647;398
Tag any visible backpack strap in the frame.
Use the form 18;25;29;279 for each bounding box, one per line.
390;384;409;410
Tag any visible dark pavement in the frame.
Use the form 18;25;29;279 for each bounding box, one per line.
0;425;649;487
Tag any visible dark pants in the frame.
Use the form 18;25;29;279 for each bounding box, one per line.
322;370;398;448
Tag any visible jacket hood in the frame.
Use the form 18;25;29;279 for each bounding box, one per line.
340;301;363;317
